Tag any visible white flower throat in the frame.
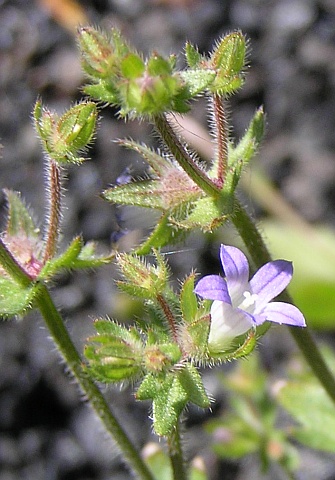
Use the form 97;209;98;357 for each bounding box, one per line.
237;290;258;313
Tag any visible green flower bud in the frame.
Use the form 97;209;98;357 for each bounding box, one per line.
77;27;118;79
34;101;98;164
116;251;169;300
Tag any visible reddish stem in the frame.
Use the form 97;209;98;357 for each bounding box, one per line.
156;293;179;344
43;159;62;263
212;94;229;186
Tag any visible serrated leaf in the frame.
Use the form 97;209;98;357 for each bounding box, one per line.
0;277;38;317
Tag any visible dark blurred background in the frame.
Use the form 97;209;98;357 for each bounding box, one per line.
1;1;335;479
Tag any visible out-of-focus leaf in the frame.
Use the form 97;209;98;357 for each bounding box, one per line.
143;443;172;480
277;381;335;452
261;220;335;329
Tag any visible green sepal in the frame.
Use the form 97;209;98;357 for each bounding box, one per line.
77;26;118;80
39;237;112;279
34;100;54;146
136;372;185;435
178;363;210;408
184;41;203;68
52;102;98;164
83;82;119;104
84;318;143;382
116;250;169;300
0;277;40;318
219;107;264;192
181;310;211;357
180;69;215;97
209;329;257;361
174;196;230;232
180;273;198;324
228;107;265;168
210;31;246;96
121;53;145;79
147;54;172;76
4;190;39;239
137;364;209;436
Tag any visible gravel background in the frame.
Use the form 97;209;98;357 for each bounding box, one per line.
1;1;335;479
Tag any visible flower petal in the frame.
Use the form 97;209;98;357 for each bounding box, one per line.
194;275;231;303
250;260;293;311
208;300;252;351
220;245;249;301
260;301;306;327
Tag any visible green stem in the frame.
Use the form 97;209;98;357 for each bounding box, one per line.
36;284;155;480
154;114;221;196
0;241;154;480
231;197;335;404
167;421;187;480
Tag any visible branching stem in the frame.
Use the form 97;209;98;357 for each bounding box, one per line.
154;114;221;196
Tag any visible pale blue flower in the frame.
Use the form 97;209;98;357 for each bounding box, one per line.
194;245;306;351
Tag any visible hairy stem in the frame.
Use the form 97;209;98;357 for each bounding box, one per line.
167;421;187;480
211;94;229;185
0;241;154;480
36;284;155;480
43;158;62;263
232;196;335;404
156;293;179;344
154;114;221;196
